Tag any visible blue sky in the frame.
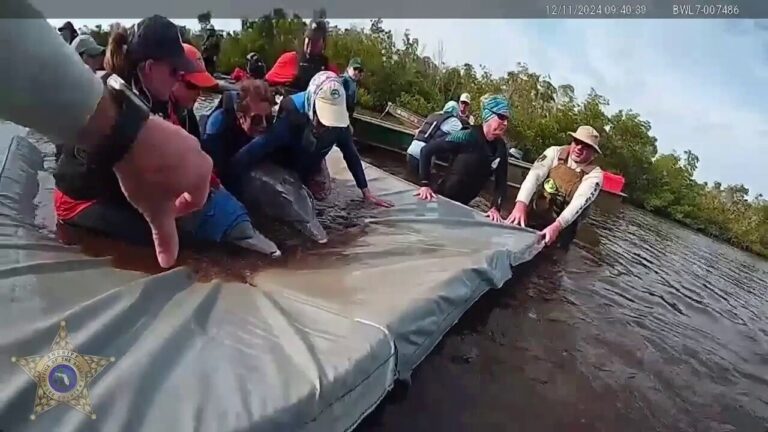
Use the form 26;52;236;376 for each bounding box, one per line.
49;18;767;196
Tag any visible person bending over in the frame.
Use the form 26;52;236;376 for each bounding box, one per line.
506;125;604;247
415;95;510;223
406;101;463;177
207;71;392;208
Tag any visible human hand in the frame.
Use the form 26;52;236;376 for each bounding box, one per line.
485;207;503;223
505;201;528;227
539;220;563;246
414;186;437;201
362;188;394;208
114;117;212;268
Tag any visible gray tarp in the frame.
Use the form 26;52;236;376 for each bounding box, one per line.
0;125;542;432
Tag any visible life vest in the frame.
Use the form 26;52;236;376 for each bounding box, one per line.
532;146;597;224
414;112;456;143
290;53;329;93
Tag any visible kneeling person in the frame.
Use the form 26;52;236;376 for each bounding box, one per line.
414;95;510;223
506;125;604;247
406;101;463;176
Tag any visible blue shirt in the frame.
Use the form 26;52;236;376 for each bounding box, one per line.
341;74;358;114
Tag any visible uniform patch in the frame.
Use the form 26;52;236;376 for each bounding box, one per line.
535;153;547;164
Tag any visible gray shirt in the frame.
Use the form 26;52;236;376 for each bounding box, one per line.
0;0;103;144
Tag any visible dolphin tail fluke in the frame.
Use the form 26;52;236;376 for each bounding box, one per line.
226;221;282;258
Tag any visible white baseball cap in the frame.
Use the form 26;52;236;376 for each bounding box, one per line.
314;79;350;127
460;93;471;103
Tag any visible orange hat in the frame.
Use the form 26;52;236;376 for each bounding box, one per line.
181;43;217;88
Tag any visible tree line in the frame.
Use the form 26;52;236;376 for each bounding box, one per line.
77;13;768;257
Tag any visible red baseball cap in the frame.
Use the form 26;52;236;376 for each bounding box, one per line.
181;43;217;88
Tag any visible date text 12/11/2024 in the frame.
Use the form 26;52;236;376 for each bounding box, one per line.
545;4;648;16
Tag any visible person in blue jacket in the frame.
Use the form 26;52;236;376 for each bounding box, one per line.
203;71;393;208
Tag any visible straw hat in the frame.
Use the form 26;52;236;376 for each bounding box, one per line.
568;125;601;154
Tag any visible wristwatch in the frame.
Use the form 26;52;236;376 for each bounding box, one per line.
75;73;151;169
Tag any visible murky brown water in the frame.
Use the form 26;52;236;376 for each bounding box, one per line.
355;146;768;432
21;94;768;431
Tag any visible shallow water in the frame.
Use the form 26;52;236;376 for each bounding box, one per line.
357;148;768;431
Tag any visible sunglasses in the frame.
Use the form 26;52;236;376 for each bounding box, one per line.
491;111;509;122
240;112;274;128
353;67;364;73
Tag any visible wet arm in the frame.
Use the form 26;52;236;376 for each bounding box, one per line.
0;0;104;144
557;171;603;227
418;137;462;186
492;144;509;210
515;146;558;204
336;128;368;190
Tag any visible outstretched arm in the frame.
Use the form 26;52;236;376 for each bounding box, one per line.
335;128;368;190
556;171;603;228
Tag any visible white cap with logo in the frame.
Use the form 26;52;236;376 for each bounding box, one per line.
312;75;350;128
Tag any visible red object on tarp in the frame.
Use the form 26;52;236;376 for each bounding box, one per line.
602;172;625;194
230;67;247;82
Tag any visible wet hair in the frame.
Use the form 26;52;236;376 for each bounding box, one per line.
235;79;273;113
104;24;134;81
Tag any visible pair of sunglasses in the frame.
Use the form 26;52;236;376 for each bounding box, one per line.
491;111;509;122
242;112;274;127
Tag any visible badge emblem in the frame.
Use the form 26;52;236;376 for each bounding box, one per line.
11;321;115;420
329;88;341;99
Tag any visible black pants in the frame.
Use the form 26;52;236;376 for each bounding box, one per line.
64;202;154;246
407;155;420;177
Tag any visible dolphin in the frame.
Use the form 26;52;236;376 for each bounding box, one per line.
239;162;329;244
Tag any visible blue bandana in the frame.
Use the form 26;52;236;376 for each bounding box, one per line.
481;95;510;124
442;101;460;116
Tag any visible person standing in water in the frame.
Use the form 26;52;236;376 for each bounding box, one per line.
405;101;464;177
506;125;604;247
415;95;510;223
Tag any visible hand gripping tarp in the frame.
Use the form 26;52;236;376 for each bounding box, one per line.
0;125;543;432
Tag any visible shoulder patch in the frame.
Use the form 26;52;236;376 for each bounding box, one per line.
447;129;473;143
535;153;547;164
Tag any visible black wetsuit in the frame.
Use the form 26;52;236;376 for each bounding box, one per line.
418;126;508;209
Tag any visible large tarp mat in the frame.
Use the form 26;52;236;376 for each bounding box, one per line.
0;124;543;432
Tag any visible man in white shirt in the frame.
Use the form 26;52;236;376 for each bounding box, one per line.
406;101;464;176
506;125;604;247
